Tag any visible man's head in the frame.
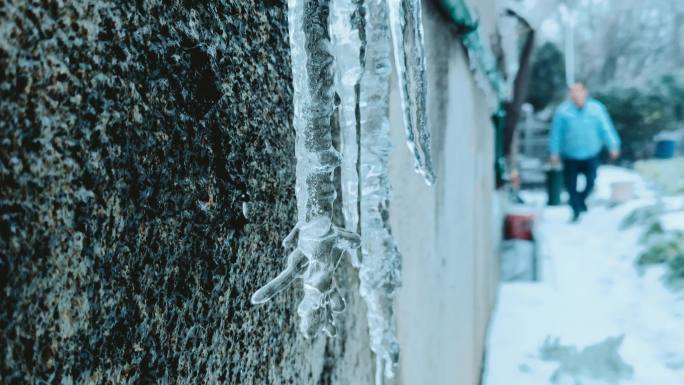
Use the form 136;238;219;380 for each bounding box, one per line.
569;82;588;108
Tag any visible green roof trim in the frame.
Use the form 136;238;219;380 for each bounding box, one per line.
437;0;508;104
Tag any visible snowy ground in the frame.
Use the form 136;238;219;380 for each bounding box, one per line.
482;166;684;385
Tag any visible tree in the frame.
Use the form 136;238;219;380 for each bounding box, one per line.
594;74;684;160
526;42;566;111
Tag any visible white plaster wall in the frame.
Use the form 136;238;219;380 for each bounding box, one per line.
389;1;501;385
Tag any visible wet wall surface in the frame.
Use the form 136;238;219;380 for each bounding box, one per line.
0;1;370;384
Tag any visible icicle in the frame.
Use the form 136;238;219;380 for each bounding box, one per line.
360;0;401;381
330;0;402;380
251;0;360;339
387;0;435;185
331;0;364;268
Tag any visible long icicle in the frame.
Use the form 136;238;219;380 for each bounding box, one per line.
332;0;402;382
331;0;365;268
361;0;402;382
251;0;360;339
387;0;435;185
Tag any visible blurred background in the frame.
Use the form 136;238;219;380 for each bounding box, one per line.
513;0;684;181
486;2;684;384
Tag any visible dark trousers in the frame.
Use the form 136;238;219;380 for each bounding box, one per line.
562;156;599;216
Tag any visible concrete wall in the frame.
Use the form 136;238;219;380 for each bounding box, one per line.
390;2;501;385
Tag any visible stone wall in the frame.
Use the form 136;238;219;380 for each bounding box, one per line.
0;2;372;384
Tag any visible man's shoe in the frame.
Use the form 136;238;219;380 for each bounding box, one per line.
570;212;581;223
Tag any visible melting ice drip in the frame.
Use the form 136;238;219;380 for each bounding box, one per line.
252;0;430;381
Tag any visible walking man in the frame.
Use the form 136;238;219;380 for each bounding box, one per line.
549;82;621;222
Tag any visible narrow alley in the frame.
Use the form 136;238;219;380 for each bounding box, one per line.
4;1;684;384
483;167;684;384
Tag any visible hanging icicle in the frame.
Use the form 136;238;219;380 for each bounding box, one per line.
251;0;361;338
359;0;402;382
252;0;433;376
387;0;436;185
331;0;364;268
332;0;402;382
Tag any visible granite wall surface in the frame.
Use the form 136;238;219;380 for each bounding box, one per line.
0;1;372;384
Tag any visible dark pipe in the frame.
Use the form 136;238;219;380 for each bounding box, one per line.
503;9;536;157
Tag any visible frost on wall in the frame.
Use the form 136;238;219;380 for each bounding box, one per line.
388;0;435;185
252;0;431;379
251;0;361;338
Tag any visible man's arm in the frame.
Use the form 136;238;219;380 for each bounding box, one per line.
549;110;563;163
598;104;621;159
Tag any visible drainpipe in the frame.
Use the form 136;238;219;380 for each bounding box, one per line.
503;9;535;159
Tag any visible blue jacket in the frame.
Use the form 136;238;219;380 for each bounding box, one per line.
549;98;621;160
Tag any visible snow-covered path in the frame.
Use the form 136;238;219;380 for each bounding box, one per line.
482;167;684;385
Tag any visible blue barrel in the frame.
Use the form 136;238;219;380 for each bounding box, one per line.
655;140;677;159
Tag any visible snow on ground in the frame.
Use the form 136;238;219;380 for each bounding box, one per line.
482;166;684;385
635;158;684;195
662;211;684;232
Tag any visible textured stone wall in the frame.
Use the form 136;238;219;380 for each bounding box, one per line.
0;1;371;384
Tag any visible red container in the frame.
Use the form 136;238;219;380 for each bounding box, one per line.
504;213;535;241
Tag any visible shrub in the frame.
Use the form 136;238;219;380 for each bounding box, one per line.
526;42;566;111
620;204;664;229
668;254;684;286
637;236;684;265
594;73;684;161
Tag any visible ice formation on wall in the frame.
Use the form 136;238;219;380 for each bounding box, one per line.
388;0;435;185
331;0;402;382
331;0;364;259
253;0;430;378
251;0;361;338
359;0;402;381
